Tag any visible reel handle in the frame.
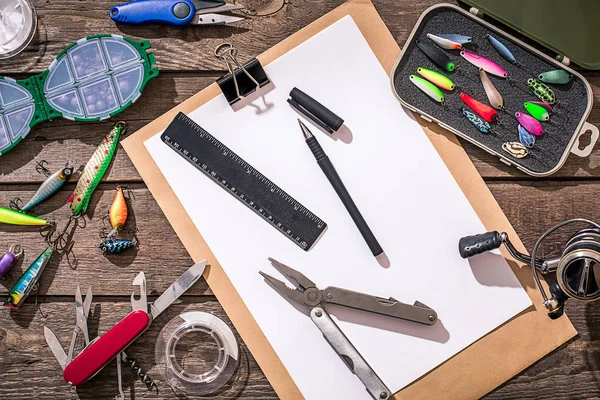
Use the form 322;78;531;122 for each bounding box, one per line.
458;231;503;258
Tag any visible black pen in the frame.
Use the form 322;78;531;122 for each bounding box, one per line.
298;119;384;257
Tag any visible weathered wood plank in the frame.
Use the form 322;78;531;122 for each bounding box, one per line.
0;72;598;182
0;180;598;297
0;299;278;399
1;0;351;74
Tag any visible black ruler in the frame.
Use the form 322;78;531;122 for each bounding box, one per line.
161;112;327;251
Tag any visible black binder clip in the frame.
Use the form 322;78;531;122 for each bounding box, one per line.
215;43;271;106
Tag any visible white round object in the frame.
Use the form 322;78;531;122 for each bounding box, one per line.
0;0;37;59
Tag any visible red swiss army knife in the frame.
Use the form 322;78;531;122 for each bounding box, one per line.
44;260;206;398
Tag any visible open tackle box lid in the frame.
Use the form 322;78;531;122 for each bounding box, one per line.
461;0;600;70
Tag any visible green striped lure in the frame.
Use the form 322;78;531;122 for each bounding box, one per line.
69;122;126;215
0;207;48;226
417;68;455;91
4;246;54;310
410;75;445;103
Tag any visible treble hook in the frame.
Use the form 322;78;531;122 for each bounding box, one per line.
35;160;51;177
9;198;23;212
118;185;136;201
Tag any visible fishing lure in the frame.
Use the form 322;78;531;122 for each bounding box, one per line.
528;78;556;104
415;40;455;72
427;33;462;50
479;69;503;109
502;142;529;159
0;207;48;226
4;246;54;310
13;162;74;213
515;112;543;136
98;237;138;253
436;34;471;44
460;51;507;78
0;245;23;279
410;75;445;103
539;69;572;85
460;92;498;123
524;101;550;121
460;107;491;133
108;186;129;238
486;34;516;64
529;101;553;113
518;125;536;149
69;122;126;216
417;67;455;91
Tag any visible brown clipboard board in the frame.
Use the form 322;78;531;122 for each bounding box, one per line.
122;1;577;398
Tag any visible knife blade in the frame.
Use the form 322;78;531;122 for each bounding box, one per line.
150;260;207;319
44;326;68;370
75;286;90;344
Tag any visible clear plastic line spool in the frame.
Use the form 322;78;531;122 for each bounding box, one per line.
155;312;239;395
0;0;37;60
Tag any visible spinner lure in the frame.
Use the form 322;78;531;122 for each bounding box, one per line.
460;92;498;123
0;244;23;279
69;122;126;216
528;78;556;104
518;124;536;149
410;75;445;103
460;107;491;134
502;142;529;159
524;101;550;121
427;34;462;50
14;162;73;213
515;112;543;136
435;34;471;44
486;34;516;64
5;246;54;310
0;207;48;226
460;51;507;78
539;69;572;85
479;69;503;109
417;68;455;91
415;40;455;72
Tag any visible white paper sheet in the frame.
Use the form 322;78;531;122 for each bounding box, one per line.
145;16;532;400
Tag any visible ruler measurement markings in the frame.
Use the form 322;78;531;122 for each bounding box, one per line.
160;113;326;250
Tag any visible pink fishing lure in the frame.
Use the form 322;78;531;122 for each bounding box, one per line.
460;51;507;78
515;112;543;136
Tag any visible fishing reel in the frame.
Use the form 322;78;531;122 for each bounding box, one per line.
459;218;600;319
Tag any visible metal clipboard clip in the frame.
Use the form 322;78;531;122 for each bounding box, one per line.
215;43;271;106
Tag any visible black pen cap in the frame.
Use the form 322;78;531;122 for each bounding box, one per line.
288;87;344;134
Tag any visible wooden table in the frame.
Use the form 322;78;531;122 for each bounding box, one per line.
0;1;598;399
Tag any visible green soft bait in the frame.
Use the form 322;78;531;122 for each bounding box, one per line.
417;67;455;91
0;35;158;155
524;101;550;121
410;75;445;103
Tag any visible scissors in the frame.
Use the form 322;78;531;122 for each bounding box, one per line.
260;257;438;400
110;0;246;26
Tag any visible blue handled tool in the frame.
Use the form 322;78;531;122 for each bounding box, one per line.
110;0;246;26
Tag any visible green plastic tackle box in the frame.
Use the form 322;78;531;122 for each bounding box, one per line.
0;34;158;155
390;2;599;176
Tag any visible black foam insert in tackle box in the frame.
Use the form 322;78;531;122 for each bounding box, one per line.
391;4;598;176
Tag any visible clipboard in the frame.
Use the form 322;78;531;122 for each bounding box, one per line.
122;1;578;398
